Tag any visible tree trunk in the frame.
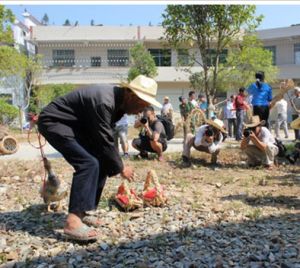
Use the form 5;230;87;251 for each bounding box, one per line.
18;106;23;134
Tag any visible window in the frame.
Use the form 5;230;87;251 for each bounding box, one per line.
294;44;300;65
148;49;171;66
91;57;101;67
205;49;228;66
107;49;129;66
264;46;276;65
177;49;189;66
52;49;75;67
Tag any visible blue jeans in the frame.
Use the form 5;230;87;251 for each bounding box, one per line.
236;110;245;140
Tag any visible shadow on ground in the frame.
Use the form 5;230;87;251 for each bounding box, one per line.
1;207;299;267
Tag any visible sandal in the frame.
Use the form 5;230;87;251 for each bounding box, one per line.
82;215;103;227
64;224;99;241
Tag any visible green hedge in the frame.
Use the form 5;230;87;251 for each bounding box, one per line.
0;98;18;124
30;83;76;113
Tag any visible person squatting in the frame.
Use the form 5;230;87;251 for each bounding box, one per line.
37;72;299;241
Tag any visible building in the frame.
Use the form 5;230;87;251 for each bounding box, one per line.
30;25;203;111
258;24;300;83
0;11;40;107
13;11;300;116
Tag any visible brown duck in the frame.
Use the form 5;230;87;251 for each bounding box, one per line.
40;157;68;212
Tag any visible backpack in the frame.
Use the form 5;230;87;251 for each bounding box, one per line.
156;115;175;141
274;138;287;158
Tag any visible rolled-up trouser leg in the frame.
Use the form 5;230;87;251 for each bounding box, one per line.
182;133;195;159
38;128;105;213
265;144;278;165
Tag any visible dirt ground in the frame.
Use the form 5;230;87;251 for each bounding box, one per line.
0;149;299;267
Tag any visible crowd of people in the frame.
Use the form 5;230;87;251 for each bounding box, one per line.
37;73;300;241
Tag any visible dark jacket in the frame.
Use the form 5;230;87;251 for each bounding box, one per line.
38;84;125;177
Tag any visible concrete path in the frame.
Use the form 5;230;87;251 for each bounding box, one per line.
0;138;185;160
0;130;296;161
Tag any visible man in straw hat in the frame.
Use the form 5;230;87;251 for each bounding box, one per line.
38;75;161;241
182;118;227;166
240;115;278;169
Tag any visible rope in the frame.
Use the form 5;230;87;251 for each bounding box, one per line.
27;114;47;191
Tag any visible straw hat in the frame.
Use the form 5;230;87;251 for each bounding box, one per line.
164;96;169;100
290;116;300;130
120;75;162;108
243;115;265;128
205;118;227;133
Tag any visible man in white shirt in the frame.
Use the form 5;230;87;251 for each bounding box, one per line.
189;91;198;108
114;114;129;158
241;116;278;169
274;98;289;139
182;118;226;166
224;95;237;138
161;96;173;120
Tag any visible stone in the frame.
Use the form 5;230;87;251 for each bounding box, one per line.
0;186;8;195
0;238;7;251
100;242;109;251
283;247;298;259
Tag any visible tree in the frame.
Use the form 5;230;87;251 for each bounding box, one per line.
127;43;158;81
90;19;94;26
162;5;263;114
220;34;278;89
0;5;15;44
0;47;42;129
41;13;49;25
63;19;71;26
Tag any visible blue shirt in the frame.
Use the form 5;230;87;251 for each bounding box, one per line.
199;101;208;111
247;82;272;106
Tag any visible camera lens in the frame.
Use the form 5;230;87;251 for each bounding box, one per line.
243;129;251;137
140;117;148;124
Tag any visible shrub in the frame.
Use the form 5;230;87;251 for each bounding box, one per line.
0;98;18;124
33;83;76;109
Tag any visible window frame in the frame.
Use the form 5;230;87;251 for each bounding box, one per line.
52;49;75;67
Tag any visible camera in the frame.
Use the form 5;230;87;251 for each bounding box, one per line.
243;128;252;137
140;116;148;124
286;142;300;164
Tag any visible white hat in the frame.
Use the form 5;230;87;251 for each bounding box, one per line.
295;87;300;93
120;75;162;108
205;118;227;133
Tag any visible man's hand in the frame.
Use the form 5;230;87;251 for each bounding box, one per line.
121;166;134;182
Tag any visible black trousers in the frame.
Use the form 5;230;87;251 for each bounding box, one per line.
253;105;270;129
227;118;237;138
38;122;107;214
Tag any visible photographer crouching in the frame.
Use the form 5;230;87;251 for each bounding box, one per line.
241;116;278;170
132;106;167;162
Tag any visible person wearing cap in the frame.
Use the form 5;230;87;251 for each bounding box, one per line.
240;115;278;169
247;71;273;129
182;118;227;166
161;96;174;120
291;87;300;141
37;75;161;241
